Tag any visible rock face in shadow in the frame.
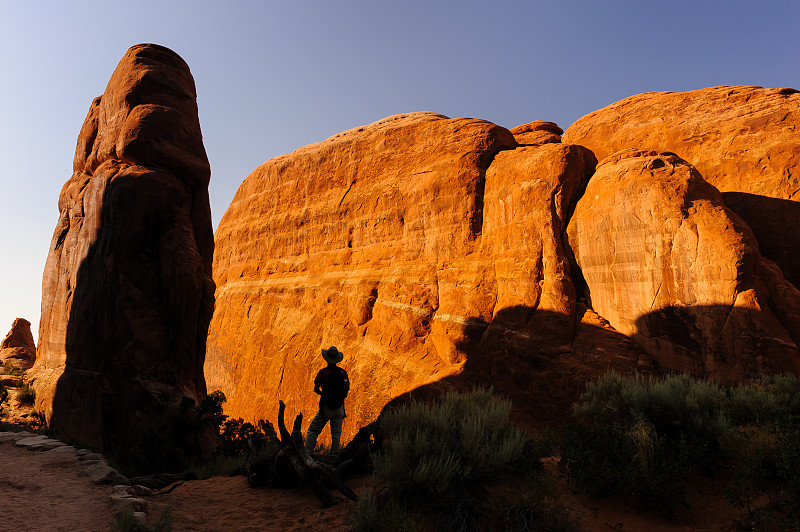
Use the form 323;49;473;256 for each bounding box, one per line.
31;44;215;453
0;318;36;370
206;114;621;436
567;150;800;381
562;86;800;290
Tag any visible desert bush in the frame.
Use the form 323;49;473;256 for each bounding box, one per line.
499;474;581;532
512;427;559;479
574;371;731;447
353;488;421;532
0;361;24;376
562;371;734;510
18;381;35;405
219;417;276;457
728;374;800;425
559;421;636;498
354;389;542;530
727;415;800;530
373;388;527;496
436;497;485;532
564;371;800;516
199;390;277;458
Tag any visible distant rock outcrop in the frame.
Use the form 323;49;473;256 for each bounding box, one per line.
0;318;36;369
567;150;800;381
31;44;215;454
509;120;563;146
563;86;800;290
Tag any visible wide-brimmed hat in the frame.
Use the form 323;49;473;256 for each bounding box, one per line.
322;345;343;364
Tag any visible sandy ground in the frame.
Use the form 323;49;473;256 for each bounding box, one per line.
147;475;364;532
1;435;362;532
0;441;116;531
2;440;747;532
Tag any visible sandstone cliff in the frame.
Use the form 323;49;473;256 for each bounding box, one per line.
208;88;800;437
567;150;800;381
31;44;215;453
563;86;800;290
206;114;652;436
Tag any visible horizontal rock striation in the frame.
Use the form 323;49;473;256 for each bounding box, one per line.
31;44;214;453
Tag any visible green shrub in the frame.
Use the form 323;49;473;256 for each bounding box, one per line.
564;371;800;517
559;421;635;498
374;388;527;496
727;415;800;529
574;371;731;446
353;488;421;532
728;374;800;425
436;497;485;532
0;361;24;376
499;474;581;532
562;371;734;510
220;417;275;457
18;381;35;405
512;427;559;479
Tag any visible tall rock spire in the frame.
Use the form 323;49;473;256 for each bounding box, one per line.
32;44;215;457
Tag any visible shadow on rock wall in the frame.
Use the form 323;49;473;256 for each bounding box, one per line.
632;303;800;384
382;301;800;430
383;305;648;430
722;192;800;290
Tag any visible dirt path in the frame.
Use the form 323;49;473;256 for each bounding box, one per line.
1;436;747;532
0;440;115;531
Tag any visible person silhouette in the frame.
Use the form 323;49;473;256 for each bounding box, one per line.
305;346;350;452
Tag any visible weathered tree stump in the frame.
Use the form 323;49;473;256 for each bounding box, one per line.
246;400;379;507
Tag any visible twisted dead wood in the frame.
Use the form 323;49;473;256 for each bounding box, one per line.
246;400;374;507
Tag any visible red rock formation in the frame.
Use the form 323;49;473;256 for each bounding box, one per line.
31;44;215;453
205;113;638;436
563;86;800;289
509;120;563;146
0;318;36;369
567;150;800;381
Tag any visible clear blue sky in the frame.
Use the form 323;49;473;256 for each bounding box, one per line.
1;1;798;342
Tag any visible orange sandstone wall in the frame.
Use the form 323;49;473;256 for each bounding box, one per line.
563;86;800;290
205;113;612;436
208;88;800;438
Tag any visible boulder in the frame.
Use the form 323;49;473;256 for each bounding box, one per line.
567;150;800;381
563;86;800;290
509;120;563;146
112;497;148;513
86;461;128;485
30;44;215;455
0;318;36;369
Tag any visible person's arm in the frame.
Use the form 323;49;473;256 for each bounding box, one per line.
313;369;325;395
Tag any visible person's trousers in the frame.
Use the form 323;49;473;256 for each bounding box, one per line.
305;405;344;451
